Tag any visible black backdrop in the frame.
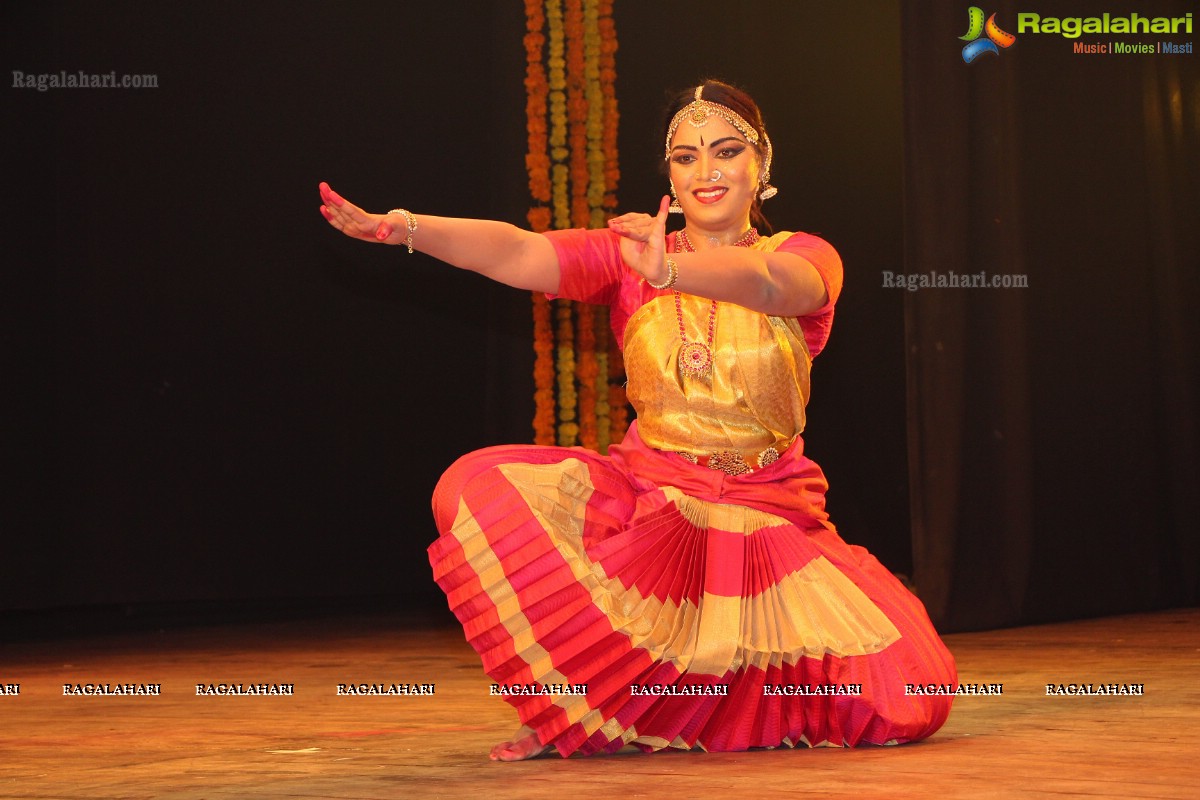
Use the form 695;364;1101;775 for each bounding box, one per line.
4;1;1195;632
902;0;1198;630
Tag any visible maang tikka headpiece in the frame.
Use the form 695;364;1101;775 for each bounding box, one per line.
665;85;778;203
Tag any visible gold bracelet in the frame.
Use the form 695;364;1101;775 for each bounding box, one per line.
387;208;418;253
647;258;678;290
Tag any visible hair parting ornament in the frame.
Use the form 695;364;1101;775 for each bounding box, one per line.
665;85;778;202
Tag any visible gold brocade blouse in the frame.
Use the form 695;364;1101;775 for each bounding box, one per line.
622;235;813;469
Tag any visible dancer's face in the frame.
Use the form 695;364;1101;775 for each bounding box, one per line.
668;115;760;230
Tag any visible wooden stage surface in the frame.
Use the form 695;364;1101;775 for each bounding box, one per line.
2;608;1197;799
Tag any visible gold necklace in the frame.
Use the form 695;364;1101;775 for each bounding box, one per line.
674;290;717;378
671;228;760;379
678;227;760;251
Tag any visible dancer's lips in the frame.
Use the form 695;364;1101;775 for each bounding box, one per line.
692;187;727;204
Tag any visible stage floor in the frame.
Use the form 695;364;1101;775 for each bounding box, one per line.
2;608;1197;799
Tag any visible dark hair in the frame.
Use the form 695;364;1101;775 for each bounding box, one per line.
661;79;773;232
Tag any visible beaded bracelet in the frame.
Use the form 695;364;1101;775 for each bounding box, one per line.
387;208;418;253
647;258;678;290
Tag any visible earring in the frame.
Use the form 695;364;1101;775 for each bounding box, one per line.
759;134;778;200
669;182;683;213
759;170;778;201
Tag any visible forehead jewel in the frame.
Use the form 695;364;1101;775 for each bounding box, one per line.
665;85;762;159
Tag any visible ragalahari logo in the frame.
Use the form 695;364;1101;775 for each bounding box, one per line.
960;7;1017;62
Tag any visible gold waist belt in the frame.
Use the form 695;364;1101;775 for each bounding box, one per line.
674;438;794;476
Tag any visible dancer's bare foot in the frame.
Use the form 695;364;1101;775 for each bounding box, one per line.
489;725;550;761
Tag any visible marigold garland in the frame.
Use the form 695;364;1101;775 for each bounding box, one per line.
583;0;610;448
547;0;570;231
583;0;606;228
532;295;555;444
576;303;598;450
526;0;555;445
598;0;619;212
527;0;626;451
555;298;579;446
566;0;589;229
524;0;549;209
596;0;625;444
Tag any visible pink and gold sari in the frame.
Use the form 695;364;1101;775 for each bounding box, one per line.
428;229;956;756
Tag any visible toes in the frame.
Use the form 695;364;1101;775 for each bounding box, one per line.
489;733;548;762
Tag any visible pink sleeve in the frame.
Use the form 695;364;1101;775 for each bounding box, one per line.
776;232;843;358
543;227;625;305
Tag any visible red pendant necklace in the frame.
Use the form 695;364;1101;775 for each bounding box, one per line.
672;228;760;379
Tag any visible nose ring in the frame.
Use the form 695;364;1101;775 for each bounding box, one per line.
708;169;722;182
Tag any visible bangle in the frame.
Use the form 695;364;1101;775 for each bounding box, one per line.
387;208;418;253
647;258;678;290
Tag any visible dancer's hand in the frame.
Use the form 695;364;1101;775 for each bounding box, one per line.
608;195;671;286
318;181;405;245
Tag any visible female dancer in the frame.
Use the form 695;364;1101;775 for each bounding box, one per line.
319;80;956;761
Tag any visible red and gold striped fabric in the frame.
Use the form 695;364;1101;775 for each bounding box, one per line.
429;424;957;757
